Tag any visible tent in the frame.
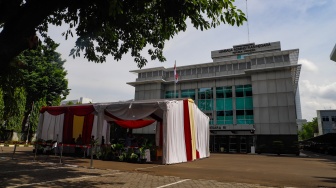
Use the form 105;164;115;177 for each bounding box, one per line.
36;99;210;164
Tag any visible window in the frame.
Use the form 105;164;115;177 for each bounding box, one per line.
257;58;265;65
197;68;202;74
274;55;283;63
216;86;232;98
168;71;174;78
209;66;215;73
198;88;213;111
181;89;195;100
220;65;226;72
215;66;220;72
246;62;251;69
227;64;232;71
238;63;246;70
216;86;233;125
235;85;254;124
216;110;233;125
283;54;290;62
165;91;178;99
235;85;244;97
265;56;274;64
186;69;192;75
233;63;238;70
332;116;336;121
202;67;208;74
251;59;256;66
153;71;158;77
322;116;329;122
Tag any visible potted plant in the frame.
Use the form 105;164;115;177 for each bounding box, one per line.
130;153;138;163
139;147;147;163
118;151;127;162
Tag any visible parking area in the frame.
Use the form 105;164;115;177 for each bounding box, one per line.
1;146;336;188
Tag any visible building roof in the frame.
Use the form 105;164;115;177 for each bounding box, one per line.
330;44;336;62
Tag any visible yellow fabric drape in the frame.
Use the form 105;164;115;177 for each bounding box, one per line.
73;115;84;139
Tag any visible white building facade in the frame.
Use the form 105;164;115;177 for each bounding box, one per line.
128;41;301;154
317;110;336;135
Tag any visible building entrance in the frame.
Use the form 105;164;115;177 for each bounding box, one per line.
210;135;252;153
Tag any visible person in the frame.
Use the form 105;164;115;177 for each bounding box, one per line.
90;135;95;146
76;134;83;145
75;134;83;156
71;138;76;144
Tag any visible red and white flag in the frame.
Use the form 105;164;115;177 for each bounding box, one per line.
174;61;179;83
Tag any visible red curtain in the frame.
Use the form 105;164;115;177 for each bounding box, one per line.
115;120;155;129
69;105;95;116
82;114;94;145
183;100;192;161
40;106;68;115
62;105;95;144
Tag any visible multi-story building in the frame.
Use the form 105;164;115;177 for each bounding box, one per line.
127;41;301;154
317;110;336;135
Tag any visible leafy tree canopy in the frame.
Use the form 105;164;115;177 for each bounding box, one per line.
298;117;318;141
0;0;246;73
0;38;69;132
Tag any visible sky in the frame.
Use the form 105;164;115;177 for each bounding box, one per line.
48;0;336;122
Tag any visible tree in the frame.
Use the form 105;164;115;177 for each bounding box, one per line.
0;38;69;133
4;87;26;133
17;38;70;132
0;0;246;73
298;117;318;141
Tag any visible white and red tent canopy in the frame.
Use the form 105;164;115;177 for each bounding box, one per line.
37;99;210;164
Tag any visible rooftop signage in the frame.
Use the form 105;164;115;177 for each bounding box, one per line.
211;41;281;59
219;42;271;54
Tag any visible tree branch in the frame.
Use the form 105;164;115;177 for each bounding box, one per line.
0;0;68;73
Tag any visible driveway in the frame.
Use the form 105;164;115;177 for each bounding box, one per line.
1;147;336;188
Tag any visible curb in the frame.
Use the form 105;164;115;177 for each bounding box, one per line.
0;144;33;147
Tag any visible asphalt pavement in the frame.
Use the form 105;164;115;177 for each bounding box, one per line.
1;146;336;188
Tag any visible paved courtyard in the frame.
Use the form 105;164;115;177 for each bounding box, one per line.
1;146;336;188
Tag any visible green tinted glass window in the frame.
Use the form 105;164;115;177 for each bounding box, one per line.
235;85;254;124
181;89;195;100
165;91;178;98
216;99;224;111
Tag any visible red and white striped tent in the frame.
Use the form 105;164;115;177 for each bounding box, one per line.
37;99;210;164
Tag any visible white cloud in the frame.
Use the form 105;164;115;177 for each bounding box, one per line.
299;59;318;73
299;80;336;121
